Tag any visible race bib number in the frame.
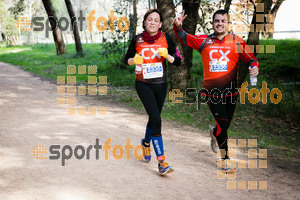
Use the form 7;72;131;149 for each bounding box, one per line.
142;62;163;79
209;61;228;72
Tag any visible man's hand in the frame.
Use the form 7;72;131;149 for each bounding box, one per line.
173;10;187;27
249;62;259;76
133;54;143;65
158;48;168;58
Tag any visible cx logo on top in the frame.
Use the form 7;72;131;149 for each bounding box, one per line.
141;48;161;60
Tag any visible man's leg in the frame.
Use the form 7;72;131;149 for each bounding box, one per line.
208;97;230;159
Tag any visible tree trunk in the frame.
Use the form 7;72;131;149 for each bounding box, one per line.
157;0;200;90
156;0;182;89
1;33;6;42
246;0;273;52
26;31;31;45
65;0;83;55
129;0;137;40
180;0;200;88
41;0;66;55
266;0;285;38
18;28;22;46
84;30;88;43
238;0;259;87
63;31;68;44
224;0;232;13
132;0;137;37
26;0;32;45
238;0;273;87
152;0;156;8
7;35;15;47
90;32;93;43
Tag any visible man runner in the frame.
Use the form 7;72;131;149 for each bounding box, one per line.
173;9;259;172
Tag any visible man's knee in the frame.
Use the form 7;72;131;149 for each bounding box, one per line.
216;119;230;134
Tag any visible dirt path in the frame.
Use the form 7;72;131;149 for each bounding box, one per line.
0;62;299;200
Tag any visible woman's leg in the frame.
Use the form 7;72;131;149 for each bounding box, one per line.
135;81;162;138
136;81;164;160
135;81;173;174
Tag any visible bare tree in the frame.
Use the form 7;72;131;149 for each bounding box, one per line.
41;0;66;55
64;0;83;54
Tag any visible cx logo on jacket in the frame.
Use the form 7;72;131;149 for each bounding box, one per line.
209;50;230;62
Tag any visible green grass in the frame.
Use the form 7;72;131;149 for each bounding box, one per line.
257;39;300;82
0;40;299;159
0;43;136;87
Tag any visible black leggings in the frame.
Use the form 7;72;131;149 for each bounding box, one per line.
135;81;167;137
207;96;237;158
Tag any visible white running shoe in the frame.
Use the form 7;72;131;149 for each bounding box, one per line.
209;125;219;153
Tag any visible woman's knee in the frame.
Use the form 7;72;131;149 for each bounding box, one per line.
149;115;161;127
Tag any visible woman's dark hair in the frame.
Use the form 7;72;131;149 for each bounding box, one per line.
142;9;163;30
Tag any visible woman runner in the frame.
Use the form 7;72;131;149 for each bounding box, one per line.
124;9;181;175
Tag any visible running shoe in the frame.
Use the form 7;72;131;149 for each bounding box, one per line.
209;125;219;153
141;139;151;162
158;160;174;175
222;159;236;173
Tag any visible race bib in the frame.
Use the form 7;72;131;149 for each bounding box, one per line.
142;62;163;79
209;61;228;72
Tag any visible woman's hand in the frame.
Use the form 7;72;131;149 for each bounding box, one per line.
127;54;144;66
133;54;144;65
158;48;168;58
127;54;143;65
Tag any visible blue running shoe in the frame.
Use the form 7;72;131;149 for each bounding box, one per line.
158;160;174;175
141;139;151;162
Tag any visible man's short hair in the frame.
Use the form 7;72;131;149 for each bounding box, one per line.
212;9;229;22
